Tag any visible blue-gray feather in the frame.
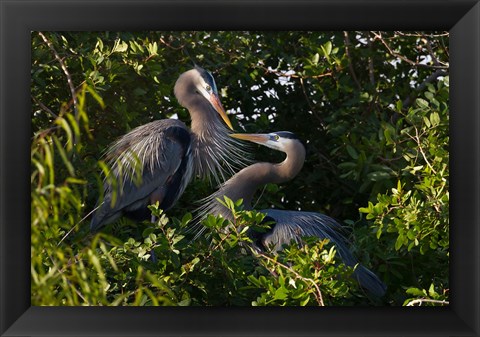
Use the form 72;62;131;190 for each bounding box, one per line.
259;209;387;297
90;119;193;231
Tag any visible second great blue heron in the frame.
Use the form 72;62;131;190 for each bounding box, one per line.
196;131;386;297
90;66;247;232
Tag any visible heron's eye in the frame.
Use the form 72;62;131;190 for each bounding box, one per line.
273;135;280;141
205;85;212;92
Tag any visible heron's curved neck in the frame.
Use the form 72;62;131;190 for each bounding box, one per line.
216;142;306;211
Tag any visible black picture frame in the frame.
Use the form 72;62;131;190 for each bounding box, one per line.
1;0;479;336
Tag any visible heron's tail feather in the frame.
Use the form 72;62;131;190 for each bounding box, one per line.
353;264;387;297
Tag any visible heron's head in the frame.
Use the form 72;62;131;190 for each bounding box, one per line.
230;131;301;152
174;66;233;130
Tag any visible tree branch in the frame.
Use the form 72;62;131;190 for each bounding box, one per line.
371;31;448;70
406;298;449;306
299;77;325;128
364;31;376;87
404;126;437;175
31;95;58;119
343;31;362;91
402;69;448;108
255;250;325;306
421;34;446;67
38;32;79;144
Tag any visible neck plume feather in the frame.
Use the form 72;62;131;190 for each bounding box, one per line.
187;96;250;185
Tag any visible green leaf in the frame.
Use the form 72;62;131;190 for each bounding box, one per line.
181;212;192;225
384;127;395;145
406;287;427;296
346;145;358;159
423;116;431;128
443;76;449;86
112;40;128;53
52;137;74;176
396;100;403;111
395;235;405;250
430;112;440;127
424;91;434;100
323;41;332;56
428;283;436;297
274;286;289;300
300;297;310;306
416;98;429;109
85;85;106;109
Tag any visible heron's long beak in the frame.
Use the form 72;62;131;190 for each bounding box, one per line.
210;93;233;130
229;133;270;145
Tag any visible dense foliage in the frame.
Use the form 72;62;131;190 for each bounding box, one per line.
31;31;449;306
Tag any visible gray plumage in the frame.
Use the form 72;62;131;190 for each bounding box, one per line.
195;131;386;297
90;67;249;231
261;209;387;297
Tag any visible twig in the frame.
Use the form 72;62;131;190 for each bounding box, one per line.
32;127;61;141
406;298;449;306
395;31;449;38
404;127;437;175
57;203;103;246
159;37;187;50
364;31;376;87
252;185;268;209
255;250;325;306
343;31;362;91
203;226;232;261
47;253;89;304
31;95;58;119
299;77;325;127
38;32;79;145
421;34;446;67
58;246;90;272
370;31;448;69
378;155;404;163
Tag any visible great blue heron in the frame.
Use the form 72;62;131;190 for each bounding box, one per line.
196;131;386;297
90;66;247;232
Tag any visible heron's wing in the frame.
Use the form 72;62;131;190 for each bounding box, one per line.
260;209;386;297
260;209;350;254
90;120;193;231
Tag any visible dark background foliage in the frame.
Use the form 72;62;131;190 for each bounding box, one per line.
31;31;449;306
